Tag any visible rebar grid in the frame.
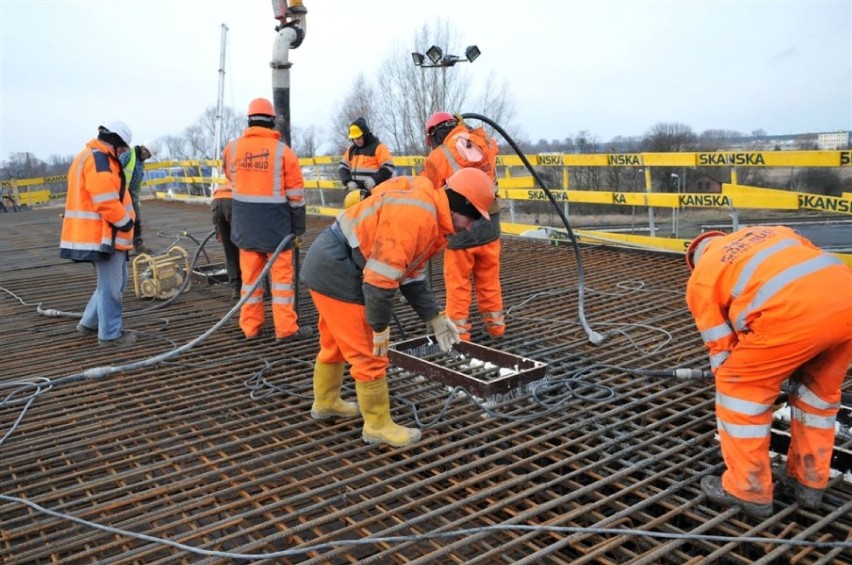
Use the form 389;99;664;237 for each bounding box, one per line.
1;202;850;564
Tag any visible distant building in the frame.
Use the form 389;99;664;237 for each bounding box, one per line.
687;173;723;194
817;131;850;150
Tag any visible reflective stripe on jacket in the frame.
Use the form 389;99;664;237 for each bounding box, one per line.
60;139;135;261
301;176;453;328
421;122;501;249
338;140;394;188
225;128;305;252
685;225;850;373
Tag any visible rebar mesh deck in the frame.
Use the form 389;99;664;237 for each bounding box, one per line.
1;201;850;564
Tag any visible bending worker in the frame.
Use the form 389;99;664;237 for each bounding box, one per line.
421;112;504;342
61;121;136;347
338;117;395;201
301;169;496;447
685;225;852;518
225;97;311;342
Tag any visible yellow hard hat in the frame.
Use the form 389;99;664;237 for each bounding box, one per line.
348;124;364;139
343;189;362;209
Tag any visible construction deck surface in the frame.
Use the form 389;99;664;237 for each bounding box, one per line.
1;201;850;564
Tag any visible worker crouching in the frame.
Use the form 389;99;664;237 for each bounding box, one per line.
301;169;496;447
685;226;852;517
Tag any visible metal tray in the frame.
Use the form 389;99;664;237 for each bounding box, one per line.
389;335;548;397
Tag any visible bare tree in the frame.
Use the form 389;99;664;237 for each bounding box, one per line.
292;124;321;158
642;122;697;152
330;75;377;155
330;20;517;156
154;105;245;161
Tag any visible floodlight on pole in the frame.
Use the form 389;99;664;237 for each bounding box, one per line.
426;45;443;64
464;45;481;62
410;44;482;110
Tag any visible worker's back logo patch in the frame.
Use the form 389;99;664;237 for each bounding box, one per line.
238;148;270;171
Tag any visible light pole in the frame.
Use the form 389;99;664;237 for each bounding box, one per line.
411;45;480;110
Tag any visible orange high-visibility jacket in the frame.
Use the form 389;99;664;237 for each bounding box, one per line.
301;176;453;330
60;139;135;261
224;128;305;252
686;225;850;373
421;122;500;249
212;180;233;200
338;141;394;190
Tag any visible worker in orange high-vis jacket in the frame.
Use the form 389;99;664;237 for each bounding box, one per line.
685;225;852;518
301;169;495;447
421;112;504;342
60;121;137;347
211;180;241;300
338;117;395;201
226;97;311;342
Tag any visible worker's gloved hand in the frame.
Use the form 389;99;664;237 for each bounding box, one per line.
372;327;390;357
363;177;376;190
429;311;460;352
116;219;134;233
346;181;358;191
293;235;302;249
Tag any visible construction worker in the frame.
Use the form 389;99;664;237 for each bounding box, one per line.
61;121;137;347
421;112;504;342
118;143;153;254
301;169;496;447
685;225;852;518
338;117;394;202
211;180;241;300
226;97;311;341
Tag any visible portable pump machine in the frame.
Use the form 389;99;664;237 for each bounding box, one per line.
132;246;191;300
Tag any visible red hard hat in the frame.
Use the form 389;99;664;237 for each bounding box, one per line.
247;97;275;117
426;111;456;135
446;168;495;220
685;230;726;270
425;111;456;147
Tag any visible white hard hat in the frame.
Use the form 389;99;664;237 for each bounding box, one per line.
99;120;132;147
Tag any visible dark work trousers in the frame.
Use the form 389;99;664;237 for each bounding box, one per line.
131;193;143;248
211;198;242;291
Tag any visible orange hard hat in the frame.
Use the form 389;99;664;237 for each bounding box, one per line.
446;168;495;220
685;230;726;270
247;97;275;117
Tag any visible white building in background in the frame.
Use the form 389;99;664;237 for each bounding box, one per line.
817;131;850;150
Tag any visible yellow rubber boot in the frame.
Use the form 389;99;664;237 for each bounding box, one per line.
310;361;359;419
355;378;421;447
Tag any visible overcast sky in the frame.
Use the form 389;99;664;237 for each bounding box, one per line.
1;0;850;160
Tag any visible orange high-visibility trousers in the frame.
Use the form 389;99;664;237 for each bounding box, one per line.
443;239;504;340
310;291;388;383
715;307;852;504
239;248;299;339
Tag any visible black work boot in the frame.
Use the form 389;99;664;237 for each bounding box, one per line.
774;466;824;509
276;326;314;343
98;331;137;348
701;475;773;518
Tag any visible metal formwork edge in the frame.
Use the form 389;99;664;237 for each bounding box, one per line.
389;335;548;397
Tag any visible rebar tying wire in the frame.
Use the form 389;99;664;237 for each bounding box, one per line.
0;493;848;560
0;231;295;447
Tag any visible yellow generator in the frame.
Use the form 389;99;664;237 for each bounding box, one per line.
132;246;191;300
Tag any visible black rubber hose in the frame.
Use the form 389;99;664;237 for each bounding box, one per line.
460;112;606;345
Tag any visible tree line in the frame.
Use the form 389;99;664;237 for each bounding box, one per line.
2;21;848;197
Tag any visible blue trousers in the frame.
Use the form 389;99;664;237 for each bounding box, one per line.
79;251;128;340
